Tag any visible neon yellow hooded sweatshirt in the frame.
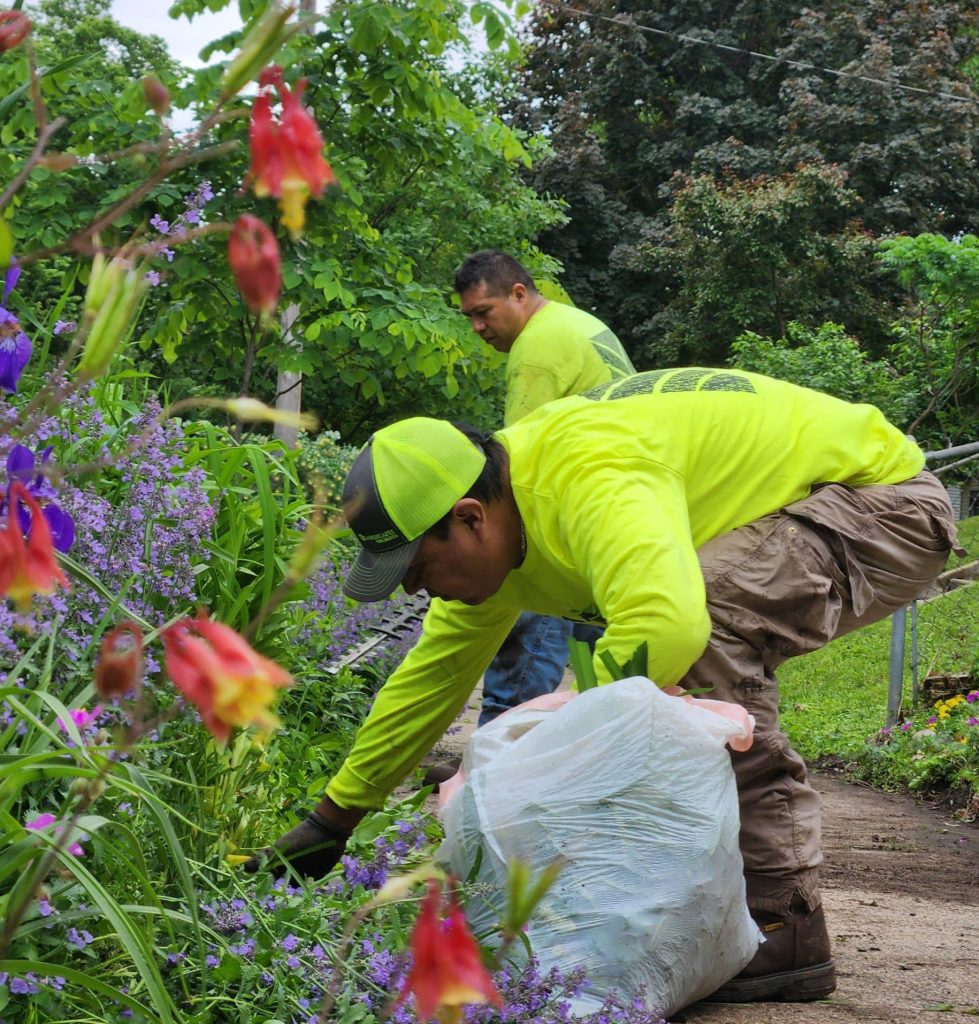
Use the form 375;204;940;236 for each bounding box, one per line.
504;301;634;425
327;368;924;809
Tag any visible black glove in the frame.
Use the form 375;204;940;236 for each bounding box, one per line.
244;811;351;879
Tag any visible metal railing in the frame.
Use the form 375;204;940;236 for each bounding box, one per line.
886;441;979;725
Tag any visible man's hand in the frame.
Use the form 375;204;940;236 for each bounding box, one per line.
244;811;351;879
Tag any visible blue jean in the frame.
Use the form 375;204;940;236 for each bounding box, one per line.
479;612;604;726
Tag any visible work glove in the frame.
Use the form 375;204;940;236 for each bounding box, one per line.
244;811;351;879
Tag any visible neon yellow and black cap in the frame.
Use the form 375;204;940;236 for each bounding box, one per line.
342;418;487;602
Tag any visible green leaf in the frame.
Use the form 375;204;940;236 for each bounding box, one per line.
0;52;96;125
567;638;597;692
0;218;12;270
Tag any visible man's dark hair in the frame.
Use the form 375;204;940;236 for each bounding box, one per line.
453;250;538;297
428;423;507;539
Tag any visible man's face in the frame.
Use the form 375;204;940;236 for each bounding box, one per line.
401;504;510;605
458;281;530;353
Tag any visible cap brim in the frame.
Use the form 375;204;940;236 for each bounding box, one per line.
343;536;422;602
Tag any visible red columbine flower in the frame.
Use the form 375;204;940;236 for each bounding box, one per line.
0;482;69;611
0;10;31;51
396;879;502;1023
247;65;336;237
95;622;144;699
228;214;281;316
161;611;291;744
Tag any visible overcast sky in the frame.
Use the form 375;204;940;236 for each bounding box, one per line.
109;2;244;68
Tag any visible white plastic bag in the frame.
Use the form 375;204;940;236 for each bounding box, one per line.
438;677;760;1017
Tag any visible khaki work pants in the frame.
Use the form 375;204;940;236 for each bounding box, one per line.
680;471;959;915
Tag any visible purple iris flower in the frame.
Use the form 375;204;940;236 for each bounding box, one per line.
2;444;75;551
0;264;32;393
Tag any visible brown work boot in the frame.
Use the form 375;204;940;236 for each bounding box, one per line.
705;896;836;1002
419;755;462;789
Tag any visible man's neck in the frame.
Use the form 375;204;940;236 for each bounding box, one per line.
516;295;549;340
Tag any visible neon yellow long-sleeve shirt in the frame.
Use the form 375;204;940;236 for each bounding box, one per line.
504;301;634;425
327;368;924;809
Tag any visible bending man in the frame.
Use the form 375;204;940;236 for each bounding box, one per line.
253;367;959;1003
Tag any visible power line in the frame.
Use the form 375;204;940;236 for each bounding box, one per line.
545;2;977;107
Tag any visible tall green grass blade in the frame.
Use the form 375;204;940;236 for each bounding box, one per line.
247;445;283;611
27;837;178;1022
125;763;208;973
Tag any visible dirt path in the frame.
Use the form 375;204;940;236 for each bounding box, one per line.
422;689;979;1023
681;770;979;1023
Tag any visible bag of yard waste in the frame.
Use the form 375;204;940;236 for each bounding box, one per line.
438;677;760;1018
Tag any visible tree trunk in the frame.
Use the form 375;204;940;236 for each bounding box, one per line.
273;303;303;447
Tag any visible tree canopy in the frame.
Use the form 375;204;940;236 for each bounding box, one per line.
511;0;979;363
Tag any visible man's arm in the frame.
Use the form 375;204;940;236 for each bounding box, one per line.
326;598;515;807
248;598;517;876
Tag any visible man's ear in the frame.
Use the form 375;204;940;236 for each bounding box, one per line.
452;497;487;533
510;282;527;303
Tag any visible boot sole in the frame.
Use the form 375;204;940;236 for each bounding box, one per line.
704;960;836;1003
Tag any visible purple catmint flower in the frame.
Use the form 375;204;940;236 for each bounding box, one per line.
145;270;163;286
230;938;255;958
0;385;215;666
149;213;170;234
10;975;39;995
0;264;31;393
66;927;94;949
202;899;253;934
53;319;76;335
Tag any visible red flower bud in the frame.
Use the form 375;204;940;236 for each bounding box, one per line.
0;11;31;51
94;622;144;699
228;214;281;316
142;74;171;116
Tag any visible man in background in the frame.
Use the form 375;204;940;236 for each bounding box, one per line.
453;249;635;723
